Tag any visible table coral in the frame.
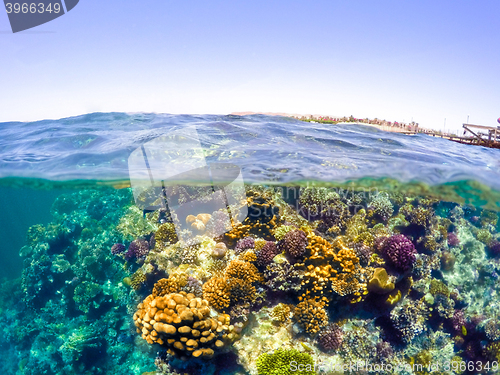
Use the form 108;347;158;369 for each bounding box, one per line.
133;291;234;359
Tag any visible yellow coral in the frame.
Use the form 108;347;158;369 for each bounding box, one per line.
225;259;262;283
293;299;328;335
155;223;178;246
202;277;231;311
130;270;147;291
133;291;237;358
241;250;257;263
367;268;395;294
254;238;267;251
152;273;187;297
224;191;280;242
300;234;367;303
270;303;292;324
152;278;179;297
203;259;262;311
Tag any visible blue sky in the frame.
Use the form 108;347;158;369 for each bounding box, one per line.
0;0;499;132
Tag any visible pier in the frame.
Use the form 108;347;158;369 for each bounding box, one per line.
419;124;500;149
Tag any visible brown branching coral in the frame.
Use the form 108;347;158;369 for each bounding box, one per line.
270;303;293;324
241;250;257;263
225;259;262;283
152;278;179;297
133;291;237;358
224;190;280;243
152;273;187;298
293;299;328;335
129;269;147;291
203;259;263;312
228;279;257;304
202;277;231;311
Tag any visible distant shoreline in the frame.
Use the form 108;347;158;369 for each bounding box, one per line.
230;111;420;134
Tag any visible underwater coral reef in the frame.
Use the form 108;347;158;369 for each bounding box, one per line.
1;184;500;375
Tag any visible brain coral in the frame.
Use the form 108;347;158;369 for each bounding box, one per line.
381;234;417;272
133;291;234;358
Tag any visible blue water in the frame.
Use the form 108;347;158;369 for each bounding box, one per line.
1;112;499;188
1;113;500;375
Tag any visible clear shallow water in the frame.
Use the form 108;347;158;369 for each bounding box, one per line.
1;113;500;375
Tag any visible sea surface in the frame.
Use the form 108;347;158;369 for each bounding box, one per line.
0;113;499;375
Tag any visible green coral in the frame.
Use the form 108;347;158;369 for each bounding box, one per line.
73;281;102;313
26;224;46;245
256;348;316;375
345;209;368;240
476;228;493;245
429;279;450;297
480;210;498;227
59;325;103;364
273;225;295;241
116;205;158;240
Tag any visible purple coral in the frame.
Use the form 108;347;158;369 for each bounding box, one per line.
125;239;150;260
451;309;467;335
353;243;372;266
111;243;126;255
382;234;416;272
487;240;500;257
447;232;460;247
280;229;308;261
183;276;203;297
235;237;255;254
317;323;343;352
257;241;279;267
